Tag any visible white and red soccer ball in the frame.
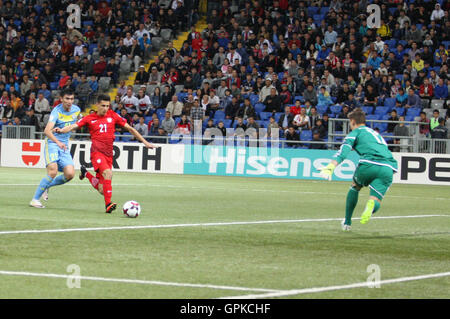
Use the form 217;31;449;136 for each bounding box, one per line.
123;201;141;218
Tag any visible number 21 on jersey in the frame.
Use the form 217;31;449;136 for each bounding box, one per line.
99;124;107;133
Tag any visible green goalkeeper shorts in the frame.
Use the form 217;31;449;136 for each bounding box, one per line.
352;163;394;200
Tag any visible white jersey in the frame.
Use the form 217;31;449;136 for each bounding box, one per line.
121;95;139;112
137;95;152;111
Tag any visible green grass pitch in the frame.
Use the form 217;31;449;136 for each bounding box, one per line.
0;167;449;298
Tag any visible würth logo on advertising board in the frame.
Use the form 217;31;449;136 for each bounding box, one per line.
21;142;41;166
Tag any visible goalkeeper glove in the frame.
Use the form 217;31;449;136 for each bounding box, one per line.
319;162;336;181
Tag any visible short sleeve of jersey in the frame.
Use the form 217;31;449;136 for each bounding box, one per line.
76;115;90;128
48;107;59;123
112;111;127;127
333;129;358;164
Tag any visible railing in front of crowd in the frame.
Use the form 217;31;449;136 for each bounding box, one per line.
328;118;450;154
2;124;449;154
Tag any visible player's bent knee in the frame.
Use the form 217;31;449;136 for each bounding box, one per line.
351;183;362;191
102;170;113;180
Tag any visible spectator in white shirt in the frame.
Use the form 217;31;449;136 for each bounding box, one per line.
134;24;151;40
123;33;134;47
226;47;242;66
121;88;139;113
431;4;445;21
73;40;84;57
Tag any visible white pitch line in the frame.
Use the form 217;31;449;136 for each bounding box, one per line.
0;214;447;236
1;183;449;200
220;271;450;299
0;270;280;293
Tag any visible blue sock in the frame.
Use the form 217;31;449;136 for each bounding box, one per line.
33;176;54;200
47;175;68;189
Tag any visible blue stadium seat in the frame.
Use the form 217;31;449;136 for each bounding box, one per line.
320;7;330;15
300;130;312;141
384;98;396;110
256;120;265;128
254;103;265;113
377;123;388;133
83;20;94;27
223;119;232;128
307;7;319;16
156;109;166;118
259;112;272;121
366;114;381;121
249;94;259;105
214;110;226;120
330;105;342;114
393;107;405;116
406;108;421;117
50;82;58;90
294;95;303;102
144;116;152;124
361;106;373;114
395;74;404;81
317;105;328;114
405;115;415;122
375;106;389;115
382;114;391;121
274;112;282;122
121;132;132;142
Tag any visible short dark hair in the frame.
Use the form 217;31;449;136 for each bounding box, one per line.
61;88;74;97
348;108;366;124
97;94;110;102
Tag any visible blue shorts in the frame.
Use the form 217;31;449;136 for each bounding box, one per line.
44;141;74;172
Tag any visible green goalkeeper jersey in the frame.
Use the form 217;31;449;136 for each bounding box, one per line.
333;125;398;172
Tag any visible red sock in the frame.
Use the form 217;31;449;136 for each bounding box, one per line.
86;172;99;190
102;179;112;206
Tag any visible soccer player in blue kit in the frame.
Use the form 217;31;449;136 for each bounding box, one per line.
30;89;81;208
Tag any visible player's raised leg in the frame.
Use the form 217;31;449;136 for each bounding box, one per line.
360;166;392;225
30;163;58;208
80;165;102;192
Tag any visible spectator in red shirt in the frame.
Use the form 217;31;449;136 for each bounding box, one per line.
93;55;107;76
419;78;434;108
58;70;71;89
290;100;302;116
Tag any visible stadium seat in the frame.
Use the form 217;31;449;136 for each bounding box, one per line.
406;108;421;117
274;112;282;122
375;106;389;115
405;115;415;122
300;130;312;141
377;123;388;133
256;120;265;128
393;107;405;116
330;105;342;114
254;103;265;114
430;99;445;109
156;109;166;118
223;119;232;128
259;112;272;121
249;94;259;105
151;37;162;51
361;106;374;114
384;98;396;110
366;114;381;121
98;77;111;92
382;114;391;121
317;105;328;114
307;7;319;16
160;29;172;42
294;95;303;102
50;82;59;90
121;133;132;142
214;110;226;120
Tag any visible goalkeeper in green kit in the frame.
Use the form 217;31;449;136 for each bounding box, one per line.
319;109;398;231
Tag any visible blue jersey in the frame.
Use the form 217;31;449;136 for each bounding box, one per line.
48;104;81;146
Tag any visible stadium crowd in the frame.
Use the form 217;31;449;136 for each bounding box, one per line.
0;0;449;150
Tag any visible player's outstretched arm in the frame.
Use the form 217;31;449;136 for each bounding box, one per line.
319;159;338;181
53;123;80;134
124;123;158;149
44;121;67;150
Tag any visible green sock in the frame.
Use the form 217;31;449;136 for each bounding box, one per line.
345;187;359;225
373;200;381;214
